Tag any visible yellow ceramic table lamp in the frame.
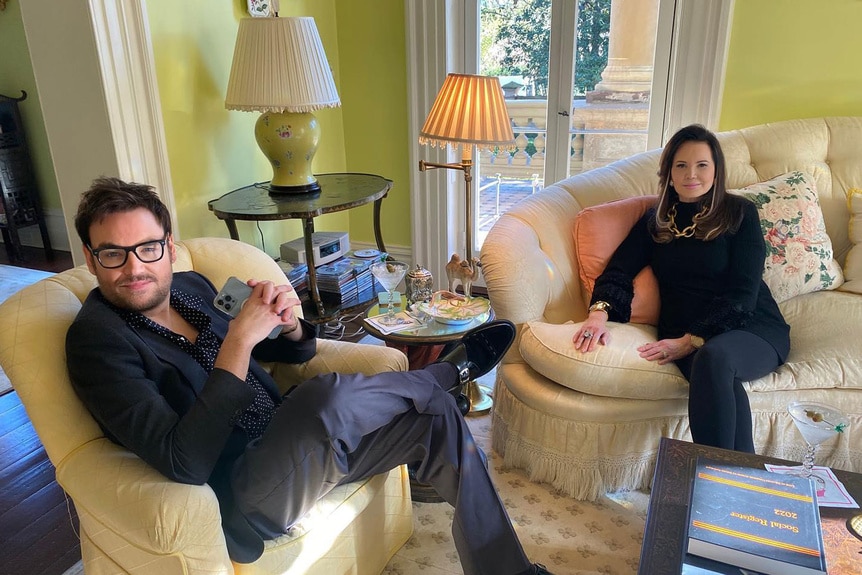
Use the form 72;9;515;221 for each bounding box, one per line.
225;16;340;193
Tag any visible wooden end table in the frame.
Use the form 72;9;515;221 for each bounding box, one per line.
639;437;862;574
208;173;392;324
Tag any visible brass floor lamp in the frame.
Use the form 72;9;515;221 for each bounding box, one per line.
418;73;514;412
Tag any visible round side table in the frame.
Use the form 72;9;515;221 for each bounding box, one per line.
363;296;496;415
364;295;496;503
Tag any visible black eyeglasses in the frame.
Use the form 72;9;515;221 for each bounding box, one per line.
89;238;167;269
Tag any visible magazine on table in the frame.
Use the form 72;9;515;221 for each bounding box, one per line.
364;311;423;335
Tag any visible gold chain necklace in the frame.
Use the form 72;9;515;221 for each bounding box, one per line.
667;203;709;238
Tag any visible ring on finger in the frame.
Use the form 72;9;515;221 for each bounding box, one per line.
661;351;668;359
583;331;593;339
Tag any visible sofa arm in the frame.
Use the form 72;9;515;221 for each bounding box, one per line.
57;439;231;567
267;339;409;394
482;187;590;323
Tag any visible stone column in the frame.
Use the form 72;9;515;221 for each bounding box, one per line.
572;0;659;172
589;0;659;102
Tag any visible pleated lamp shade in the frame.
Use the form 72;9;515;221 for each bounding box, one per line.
224;16;339;192
225;17;340;113
419;74;514;151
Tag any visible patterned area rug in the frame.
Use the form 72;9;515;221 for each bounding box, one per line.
0;264;55;396
384;408;649;575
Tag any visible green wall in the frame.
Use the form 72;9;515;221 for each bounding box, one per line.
720;0;862;130
335;1;411;248
146;0;349;256
145;0;410;256
0;0;59;211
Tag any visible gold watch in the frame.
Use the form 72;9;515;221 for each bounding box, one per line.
689;334;705;349
588;301;611;314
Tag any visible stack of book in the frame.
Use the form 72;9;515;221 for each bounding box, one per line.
346;251;376;299
315;250;387;304
279;260;309;302
290;266;309;302
316;258;358;304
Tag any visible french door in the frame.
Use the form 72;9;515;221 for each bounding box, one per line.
407;0;733;285
473;0;661;246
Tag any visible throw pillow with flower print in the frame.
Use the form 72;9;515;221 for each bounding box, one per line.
729;171;843;303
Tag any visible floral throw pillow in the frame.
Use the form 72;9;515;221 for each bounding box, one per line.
729;171;843;303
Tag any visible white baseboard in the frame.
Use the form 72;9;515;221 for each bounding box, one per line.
0;208;71;252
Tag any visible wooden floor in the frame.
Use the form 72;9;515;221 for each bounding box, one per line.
0;246;81;575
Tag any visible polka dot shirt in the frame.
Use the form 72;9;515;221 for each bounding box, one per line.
115;289;277;440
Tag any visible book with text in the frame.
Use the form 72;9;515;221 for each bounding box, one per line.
686;457;827;575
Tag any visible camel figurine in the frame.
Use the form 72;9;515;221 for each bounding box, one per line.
445;253;481;298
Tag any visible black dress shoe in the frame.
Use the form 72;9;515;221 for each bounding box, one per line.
437;320;516;391
453;393;470;415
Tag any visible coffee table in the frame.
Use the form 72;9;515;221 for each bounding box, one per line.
639;438;862;574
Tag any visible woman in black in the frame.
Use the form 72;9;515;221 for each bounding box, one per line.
573;124;790;453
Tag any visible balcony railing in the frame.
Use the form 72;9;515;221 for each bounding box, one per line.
475;98;649;240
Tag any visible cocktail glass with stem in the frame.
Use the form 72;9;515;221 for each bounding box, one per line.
370;260;409;326
787;401;849;490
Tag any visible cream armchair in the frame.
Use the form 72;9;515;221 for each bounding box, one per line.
0;237;413;575
482;117;862;500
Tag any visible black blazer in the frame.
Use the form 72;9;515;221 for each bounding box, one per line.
66;271;317;562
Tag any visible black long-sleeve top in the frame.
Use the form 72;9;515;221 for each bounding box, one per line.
591;197;790;361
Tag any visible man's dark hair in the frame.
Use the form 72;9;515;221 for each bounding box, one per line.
75;177;172;247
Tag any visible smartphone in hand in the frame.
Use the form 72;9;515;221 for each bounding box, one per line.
213;276;282;339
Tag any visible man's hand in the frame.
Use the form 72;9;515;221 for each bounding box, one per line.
247;279;303;341
215;280;301;379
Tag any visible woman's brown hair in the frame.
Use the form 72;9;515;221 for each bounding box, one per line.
652;124;744;243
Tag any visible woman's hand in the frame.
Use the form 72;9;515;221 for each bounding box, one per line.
637;336;690;365
573;311;611;352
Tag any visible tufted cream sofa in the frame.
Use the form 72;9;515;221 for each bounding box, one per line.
482;117;862;500
0;237;413;575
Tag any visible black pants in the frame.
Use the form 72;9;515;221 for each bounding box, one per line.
230;363;532;575
675;330;782;453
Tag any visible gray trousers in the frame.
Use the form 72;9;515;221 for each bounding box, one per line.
230;366;531;575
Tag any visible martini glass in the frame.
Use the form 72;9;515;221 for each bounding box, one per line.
370;260;409;325
787;401;849;490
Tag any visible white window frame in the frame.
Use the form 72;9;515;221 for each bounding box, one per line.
406;0;735;284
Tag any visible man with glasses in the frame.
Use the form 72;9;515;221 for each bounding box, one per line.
66;177;554;575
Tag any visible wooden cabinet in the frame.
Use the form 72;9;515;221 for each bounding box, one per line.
0;91;53;262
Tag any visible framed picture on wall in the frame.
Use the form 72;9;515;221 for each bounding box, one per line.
247;0;278;18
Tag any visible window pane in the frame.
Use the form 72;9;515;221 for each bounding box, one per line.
475;0;660;251
477;0;552;242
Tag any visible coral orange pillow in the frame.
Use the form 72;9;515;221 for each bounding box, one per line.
573;195;660;325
